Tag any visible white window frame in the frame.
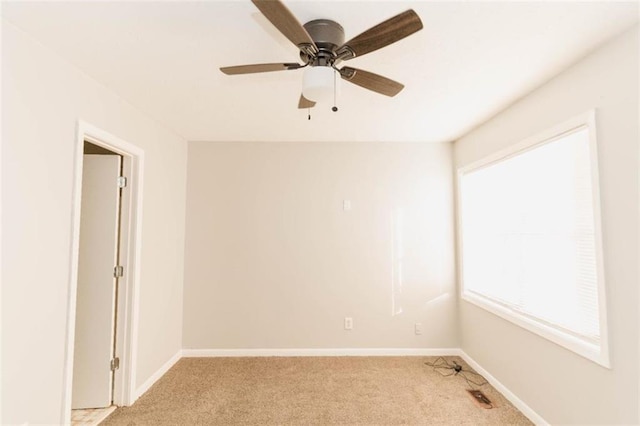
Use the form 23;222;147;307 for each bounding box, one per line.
456;110;610;368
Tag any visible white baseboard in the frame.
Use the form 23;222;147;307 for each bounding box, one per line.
458;350;548;426
134;349;182;400
182;347;461;357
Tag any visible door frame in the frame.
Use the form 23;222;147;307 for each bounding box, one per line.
62;121;145;424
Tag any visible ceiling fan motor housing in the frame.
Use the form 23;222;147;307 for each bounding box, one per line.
301;19;345;66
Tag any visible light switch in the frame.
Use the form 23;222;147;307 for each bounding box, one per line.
343;200;351;211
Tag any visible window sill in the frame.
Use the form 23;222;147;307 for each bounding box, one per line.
461;291;610;368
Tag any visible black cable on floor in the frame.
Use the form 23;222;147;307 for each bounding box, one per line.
424;357;493;409
424;357;489;389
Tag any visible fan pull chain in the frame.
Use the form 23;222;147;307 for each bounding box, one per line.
308;108;311;120
332;70;338;112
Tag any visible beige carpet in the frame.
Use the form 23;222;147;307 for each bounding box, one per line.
103;356;532;425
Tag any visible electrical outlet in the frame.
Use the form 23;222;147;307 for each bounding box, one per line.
414;323;423;335
344;317;353;330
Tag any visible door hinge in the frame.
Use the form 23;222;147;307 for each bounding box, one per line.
117;176;127;188
110;357;120;371
114;265;124;278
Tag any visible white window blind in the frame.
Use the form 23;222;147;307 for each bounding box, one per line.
459;125;604;353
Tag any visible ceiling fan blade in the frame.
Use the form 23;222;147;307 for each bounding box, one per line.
339;67;404;97
251;0;318;55
220;63;303;75
336;10;423;60
298;95;316;109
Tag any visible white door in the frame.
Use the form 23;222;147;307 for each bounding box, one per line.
72;154;121;409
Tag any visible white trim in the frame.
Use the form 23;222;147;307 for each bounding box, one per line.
134;350;182;401
586;110;610;369
455;110;610;368
457;110;598;176
62;121;145;425
458;350;549;426
182;348;461;357
462;293;604;365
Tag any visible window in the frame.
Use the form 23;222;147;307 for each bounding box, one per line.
457;111;609;367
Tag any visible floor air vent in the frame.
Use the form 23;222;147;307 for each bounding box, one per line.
466;389;493;409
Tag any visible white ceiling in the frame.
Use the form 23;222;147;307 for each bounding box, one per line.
2;1;638;143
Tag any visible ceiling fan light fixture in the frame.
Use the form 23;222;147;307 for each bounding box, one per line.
302;66;338;103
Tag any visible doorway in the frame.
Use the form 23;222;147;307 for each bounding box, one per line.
62;122;145;425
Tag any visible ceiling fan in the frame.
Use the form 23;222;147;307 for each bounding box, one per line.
220;0;423;110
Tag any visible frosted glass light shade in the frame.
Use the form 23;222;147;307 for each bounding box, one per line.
302;66;338;103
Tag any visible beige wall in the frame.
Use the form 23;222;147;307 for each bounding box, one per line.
183;142;457;350
454;26;639;424
4;10;636;426
1;21;187;424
